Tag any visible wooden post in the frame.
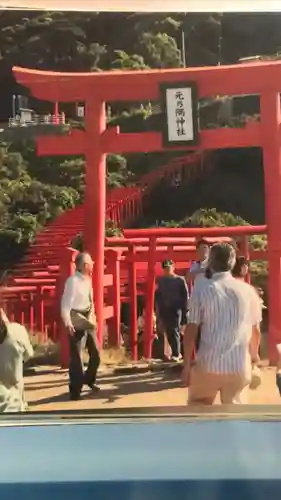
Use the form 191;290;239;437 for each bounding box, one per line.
128;244;138;361
84;99;106;347
106;249;121;348
260;91;281;363
143;237;157;360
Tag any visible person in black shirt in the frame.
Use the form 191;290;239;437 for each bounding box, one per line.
155;260;189;361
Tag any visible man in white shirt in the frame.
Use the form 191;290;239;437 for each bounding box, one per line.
186;239;210;283
182;243;261;405
61;252;100;401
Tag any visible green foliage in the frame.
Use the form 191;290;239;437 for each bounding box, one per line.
106;154;133;187
105;219;123;237
182;208;250;228
0;143;81;271
139;32;182;68
1;12;107;72
111;50;149;70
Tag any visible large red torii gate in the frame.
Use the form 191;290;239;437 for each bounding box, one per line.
13;62;281;361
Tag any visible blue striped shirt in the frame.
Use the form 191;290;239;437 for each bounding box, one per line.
188;272;262;375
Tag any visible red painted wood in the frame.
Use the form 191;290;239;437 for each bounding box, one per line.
104;305;114;320
143;237;157;360
85;100;107;348
103;274;113;287
100;124;262;154
37;130;86;156
124;226;267;238
106;236;232;246
260;91;281;363
106;249;121;347
128;244;138;361
13;61;281;101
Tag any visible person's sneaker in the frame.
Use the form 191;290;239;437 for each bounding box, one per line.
171;355;183;363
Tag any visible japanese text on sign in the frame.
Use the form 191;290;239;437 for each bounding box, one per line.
175;91;186;137
165;86;195;143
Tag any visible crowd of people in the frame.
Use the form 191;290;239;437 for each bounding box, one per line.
0;239;278;411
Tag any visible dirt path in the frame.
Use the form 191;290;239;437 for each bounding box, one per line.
24;365;281;411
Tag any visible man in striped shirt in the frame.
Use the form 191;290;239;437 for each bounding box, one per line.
182;242;261;405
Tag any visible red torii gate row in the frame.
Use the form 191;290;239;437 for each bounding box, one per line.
13;62;281;362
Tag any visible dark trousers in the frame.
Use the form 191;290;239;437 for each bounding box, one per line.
159;308;182;358
68;328;100;396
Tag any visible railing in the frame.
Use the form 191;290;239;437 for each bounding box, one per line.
117;226;267;360
8;113;66;127
1;226;267;367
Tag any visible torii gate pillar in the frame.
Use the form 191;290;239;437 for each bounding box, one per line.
261;91;281;362
84;100;106;345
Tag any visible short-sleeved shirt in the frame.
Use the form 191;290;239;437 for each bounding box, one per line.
189;259;208;284
188;272;261;375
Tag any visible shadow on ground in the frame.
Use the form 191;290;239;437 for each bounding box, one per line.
27;371;181;408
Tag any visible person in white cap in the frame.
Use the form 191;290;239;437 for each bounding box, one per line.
0;308;34;412
61;252;100;401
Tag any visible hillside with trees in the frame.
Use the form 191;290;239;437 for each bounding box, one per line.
0;11;279;272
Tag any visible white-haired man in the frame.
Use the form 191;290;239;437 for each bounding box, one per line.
182;243;261;405
61;252;100;401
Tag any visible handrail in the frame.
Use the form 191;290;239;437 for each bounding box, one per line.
8;113;66;127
